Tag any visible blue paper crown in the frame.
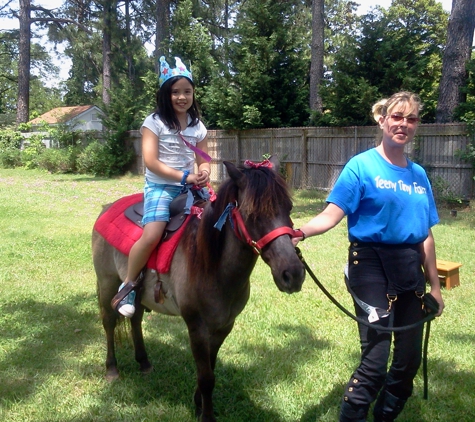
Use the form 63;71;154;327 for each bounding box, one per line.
159;56;193;87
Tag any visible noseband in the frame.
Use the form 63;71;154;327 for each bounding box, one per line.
214;202;302;255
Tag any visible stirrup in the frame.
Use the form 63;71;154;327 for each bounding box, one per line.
111;272;144;311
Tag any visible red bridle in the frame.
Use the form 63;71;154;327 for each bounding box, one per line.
231;206;302;255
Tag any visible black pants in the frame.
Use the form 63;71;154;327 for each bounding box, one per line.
339;242;425;421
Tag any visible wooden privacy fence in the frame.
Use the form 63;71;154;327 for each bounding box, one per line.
127;123;474;199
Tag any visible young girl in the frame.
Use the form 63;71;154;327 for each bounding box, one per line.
113;56;211;318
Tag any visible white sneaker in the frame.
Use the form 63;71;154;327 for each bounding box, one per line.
116;283;136;318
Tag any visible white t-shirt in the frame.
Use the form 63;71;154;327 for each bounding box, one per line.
140;113;207;185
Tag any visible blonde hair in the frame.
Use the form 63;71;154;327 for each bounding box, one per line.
372;91;423;123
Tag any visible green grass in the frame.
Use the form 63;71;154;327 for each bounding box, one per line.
0;168;474;422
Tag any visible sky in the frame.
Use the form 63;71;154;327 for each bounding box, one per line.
1;0;455;86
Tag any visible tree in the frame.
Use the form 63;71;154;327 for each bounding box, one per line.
310;0;324;114
0;30;20;116
1;27;60;122
10;0;96;123
204;0;310;129
155;0;170;67
318;0;449;126
101;0;114;106
436;0;475;122
17;0;31;124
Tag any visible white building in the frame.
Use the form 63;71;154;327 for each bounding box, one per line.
29;105;103;131
24;105;104;148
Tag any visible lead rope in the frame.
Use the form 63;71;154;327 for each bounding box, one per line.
295;247;434;399
423;320;431;399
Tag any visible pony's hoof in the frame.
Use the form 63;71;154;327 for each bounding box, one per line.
200;415;217;422
140;362;153;375
195;408;217;422
105;369;120;382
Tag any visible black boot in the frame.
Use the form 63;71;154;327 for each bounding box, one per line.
339;399;368;422
373;390;407;422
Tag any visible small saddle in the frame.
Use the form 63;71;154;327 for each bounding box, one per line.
124;188;208;235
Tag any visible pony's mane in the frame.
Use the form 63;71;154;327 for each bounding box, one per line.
182;164;292;282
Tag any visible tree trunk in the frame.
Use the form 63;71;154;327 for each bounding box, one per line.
17;0;31;124
309;0;324;114
102;0;113;106
155;0;170;72
125;0;133;80
436;0;475;123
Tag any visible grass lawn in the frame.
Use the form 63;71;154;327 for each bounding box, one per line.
0;168;474;422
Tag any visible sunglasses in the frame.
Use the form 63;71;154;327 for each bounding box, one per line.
388;114;420;124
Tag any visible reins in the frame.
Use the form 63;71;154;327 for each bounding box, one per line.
295;247;435;400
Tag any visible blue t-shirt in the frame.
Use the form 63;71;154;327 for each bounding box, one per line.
327;148;439;244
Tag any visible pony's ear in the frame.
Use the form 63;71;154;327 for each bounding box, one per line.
224;161;246;188
269;155;281;174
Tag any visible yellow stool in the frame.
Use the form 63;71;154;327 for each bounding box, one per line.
436;260;462;290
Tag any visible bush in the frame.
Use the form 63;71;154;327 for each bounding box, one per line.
20;137;47;169
0;148;22;168
76;141;112;176
35;146;80;173
0;127;22;153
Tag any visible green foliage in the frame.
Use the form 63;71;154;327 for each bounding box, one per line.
0;122;105;174
8;0;473;135
21;136;47;169
1;29;61;117
0;127;23;168
0;147;22;168
201;76;243;129
28;78;63;118
76;141;113;176
203;0;311;129
454;58;475;124
103;79;148;132
454;118;475;185
0;126;23;152
100;82;143;177
0;30;19;115
317;0;449;126
429;175;465;204
35;146;80;173
170;0;217;87
139;70;161;119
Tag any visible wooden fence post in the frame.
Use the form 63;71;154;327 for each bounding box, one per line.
300;128;308;189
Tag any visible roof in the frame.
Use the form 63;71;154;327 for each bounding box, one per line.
29;105;98;125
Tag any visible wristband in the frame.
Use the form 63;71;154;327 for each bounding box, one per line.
297;229;307;240
181;170;190;185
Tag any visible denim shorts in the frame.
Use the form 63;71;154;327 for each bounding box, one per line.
142;180;182;225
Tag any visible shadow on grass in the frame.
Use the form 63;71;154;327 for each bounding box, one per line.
0;295;330;422
51;175;116;183
0;295;100;399
90;321;333;422
4;294;472;421
299;353;475;422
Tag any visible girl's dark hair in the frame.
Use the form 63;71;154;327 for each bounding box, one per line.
153;76;201;132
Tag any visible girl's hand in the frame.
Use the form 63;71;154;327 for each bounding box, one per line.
185;171;208;187
196;169;209;187
185;173;200;186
